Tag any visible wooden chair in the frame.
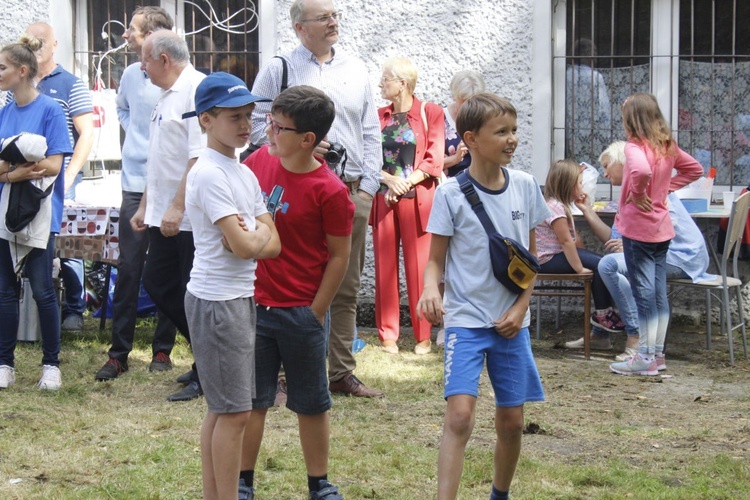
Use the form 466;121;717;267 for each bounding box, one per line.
532;272;593;359
667;191;750;364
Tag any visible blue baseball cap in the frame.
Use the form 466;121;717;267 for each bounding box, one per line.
183;72;270;119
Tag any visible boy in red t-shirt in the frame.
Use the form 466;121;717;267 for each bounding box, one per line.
239;85;353;500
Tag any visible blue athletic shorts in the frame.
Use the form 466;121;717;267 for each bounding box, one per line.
443;326;545;407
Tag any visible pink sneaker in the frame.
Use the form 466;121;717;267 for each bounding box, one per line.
610;354;658;376
655;355;667;371
591;310;626;333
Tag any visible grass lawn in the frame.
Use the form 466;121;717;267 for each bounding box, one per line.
0;315;749;499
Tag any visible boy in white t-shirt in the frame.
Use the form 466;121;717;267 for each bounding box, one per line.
418;93;550;500
183;72;281;500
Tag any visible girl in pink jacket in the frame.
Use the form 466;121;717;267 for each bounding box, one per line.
609;93;702;376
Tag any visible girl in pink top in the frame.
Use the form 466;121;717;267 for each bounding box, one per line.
536;159;624;336
610;93;702;376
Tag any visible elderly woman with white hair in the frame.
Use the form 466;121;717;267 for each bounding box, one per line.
443;70;485;177
373;57;444;354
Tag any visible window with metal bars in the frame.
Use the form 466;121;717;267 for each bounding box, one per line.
80;0;260;90
76;0;260;171
554;0;749;190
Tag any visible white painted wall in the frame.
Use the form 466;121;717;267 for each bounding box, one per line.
267;0;540;174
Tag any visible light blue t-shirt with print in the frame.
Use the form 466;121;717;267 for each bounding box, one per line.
428;167;551;329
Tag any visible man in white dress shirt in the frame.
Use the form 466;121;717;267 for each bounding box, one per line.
248;0;383;400
131;30;207;402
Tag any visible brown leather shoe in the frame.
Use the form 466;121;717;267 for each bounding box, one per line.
329;374;384;398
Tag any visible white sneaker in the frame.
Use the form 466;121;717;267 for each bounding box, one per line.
564;336;613;350
610;354;659;376
0;365;15;389
38;365;62;390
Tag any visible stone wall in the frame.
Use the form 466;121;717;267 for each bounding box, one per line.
272;0;537;174
0;3;50;45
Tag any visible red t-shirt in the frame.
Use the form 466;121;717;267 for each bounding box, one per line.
243;146;355;306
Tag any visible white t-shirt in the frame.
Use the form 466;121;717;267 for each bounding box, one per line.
185;148;268;301
145;64;206;231
427;168;550;329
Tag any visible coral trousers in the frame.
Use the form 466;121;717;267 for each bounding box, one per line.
372;193;433;343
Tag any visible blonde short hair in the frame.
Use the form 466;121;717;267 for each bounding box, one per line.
382;57;418;94
599;141;626;165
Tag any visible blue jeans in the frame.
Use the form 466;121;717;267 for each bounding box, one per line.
622;237;671;356
61;258;85;317
0;234;61;367
599;252;689;339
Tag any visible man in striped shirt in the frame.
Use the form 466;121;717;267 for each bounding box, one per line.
25;22;94;332
248;0;383;400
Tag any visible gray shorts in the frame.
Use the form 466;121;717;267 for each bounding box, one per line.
185;292;256;413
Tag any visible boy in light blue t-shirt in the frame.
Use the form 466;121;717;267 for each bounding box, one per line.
418;93;550;500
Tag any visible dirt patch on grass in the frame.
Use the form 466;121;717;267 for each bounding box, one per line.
523;318;750;469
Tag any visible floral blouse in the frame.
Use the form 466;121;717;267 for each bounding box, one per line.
381;112;416;198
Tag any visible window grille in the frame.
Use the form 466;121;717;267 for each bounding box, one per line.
80;0;260;90
76;0;260;171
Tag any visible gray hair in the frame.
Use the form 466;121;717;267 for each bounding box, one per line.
290;0;305;26
599;141;626;165
450;70;485;101
148;30;189;66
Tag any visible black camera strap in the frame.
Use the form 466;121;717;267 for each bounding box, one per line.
273;56;289;92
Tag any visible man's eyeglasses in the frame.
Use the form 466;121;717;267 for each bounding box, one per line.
266;114;301;135
299;11;343;25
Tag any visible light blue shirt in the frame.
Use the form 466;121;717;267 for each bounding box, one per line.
116;62;163;193
249;44;382;196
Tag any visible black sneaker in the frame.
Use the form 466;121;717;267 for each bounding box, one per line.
167;380;203;402
176;369;194;385
149;352;173;372
238;478;254;500
309;480;343;500
95;358;128;381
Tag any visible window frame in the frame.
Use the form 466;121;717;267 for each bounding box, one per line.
544;0;743;196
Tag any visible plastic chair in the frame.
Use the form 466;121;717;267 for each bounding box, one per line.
533;273;593;359
667;191;749;364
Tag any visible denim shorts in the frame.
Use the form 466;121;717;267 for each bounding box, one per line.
253;304;332;415
444;326;545;407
